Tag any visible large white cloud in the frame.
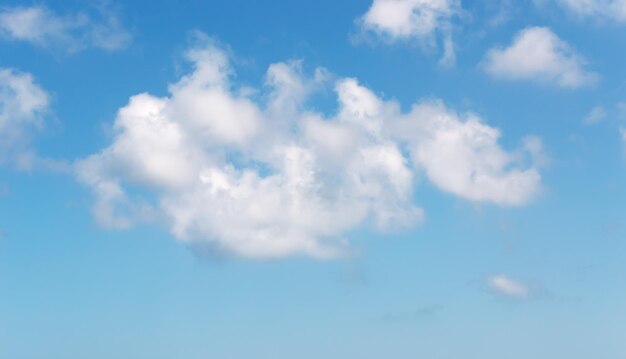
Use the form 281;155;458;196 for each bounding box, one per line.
0;68;50;167
482;26;597;88
0;5;131;52
555;0;626;23
76;35;543;259
357;0;460;66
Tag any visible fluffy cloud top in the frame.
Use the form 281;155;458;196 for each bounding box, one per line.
76;35;543;259
0;5;131;52
482;26;597;88
360;0;459;39
556;0;626;23
358;0;460;66
487;274;530;298
0;68;50;167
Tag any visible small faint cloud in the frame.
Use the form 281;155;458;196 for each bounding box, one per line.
438;34;456;68
487;0;515;27
0;3;132;53
487;274;530;298
552;0;626;24
0;67;51;169
583;105;606;125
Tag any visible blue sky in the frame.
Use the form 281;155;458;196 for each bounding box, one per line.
0;0;625;357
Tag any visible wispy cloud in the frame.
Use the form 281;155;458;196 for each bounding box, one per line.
555;0;626;23
487;274;530;298
583;106;607;125
0;4;131;52
0;68;50;168
619;127;626;142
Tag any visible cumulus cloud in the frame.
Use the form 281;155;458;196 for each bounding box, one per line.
487;274;530;298
555;0;626;23
482;26;598;88
0;68;50;167
392;104;542;205
357;0;461;66
0;4;131;52
76;35;543;259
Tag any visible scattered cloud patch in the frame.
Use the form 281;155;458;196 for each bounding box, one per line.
488;274;530;298
555;0;626;23
486;0;515;27
357;0;461;66
0;4;131;52
583;106;607;125
76;34;544;260
482;26;598;88
0;68;50;168
438;34;456;67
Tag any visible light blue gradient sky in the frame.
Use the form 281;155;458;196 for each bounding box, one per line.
1;0;625;358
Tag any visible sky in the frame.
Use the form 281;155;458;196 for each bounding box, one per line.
0;0;625;357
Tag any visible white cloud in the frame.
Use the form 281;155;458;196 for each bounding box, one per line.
0;5;131;52
0;68;50;167
583;105;606;125
482;26;598;88
555;0;626;23
488;274;530;298
76;35;544;259
392;103;542;205
358;0;461;66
